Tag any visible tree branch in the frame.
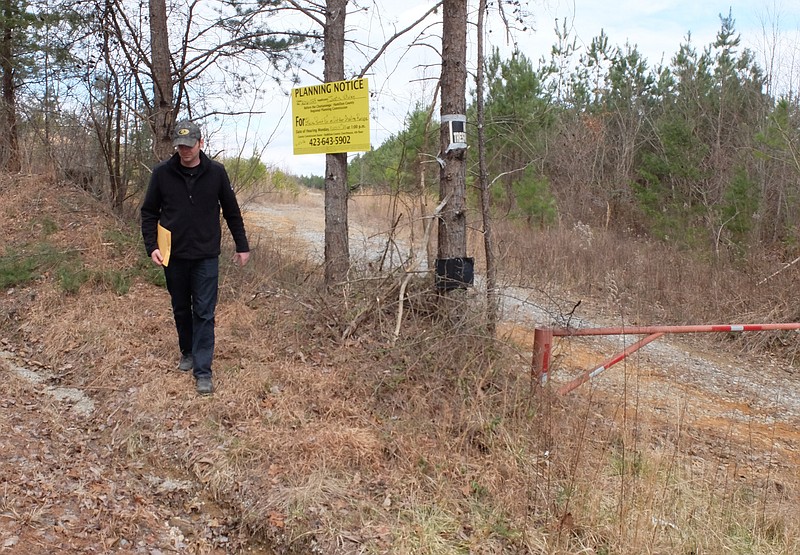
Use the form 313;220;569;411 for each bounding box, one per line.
358;1;443;79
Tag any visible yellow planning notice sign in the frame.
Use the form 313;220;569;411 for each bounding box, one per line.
157;223;171;267
292;78;370;155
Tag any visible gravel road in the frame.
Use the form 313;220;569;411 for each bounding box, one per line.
247;193;800;472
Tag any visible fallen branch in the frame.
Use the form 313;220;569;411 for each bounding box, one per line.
758;254;800;286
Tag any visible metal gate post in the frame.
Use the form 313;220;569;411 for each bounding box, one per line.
532;328;553;385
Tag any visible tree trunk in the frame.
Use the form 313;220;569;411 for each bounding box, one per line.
0;0;20;173
475;0;498;334
437;0;468;261
323;0;350;285
111;96;126;213
149;0;173;161
96;7;126;215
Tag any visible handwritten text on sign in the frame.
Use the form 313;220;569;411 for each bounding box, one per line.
292;78;370;155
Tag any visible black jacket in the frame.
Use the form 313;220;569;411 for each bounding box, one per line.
141;151;249;260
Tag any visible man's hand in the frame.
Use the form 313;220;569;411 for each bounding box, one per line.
151;249;164;266
233;251;250;267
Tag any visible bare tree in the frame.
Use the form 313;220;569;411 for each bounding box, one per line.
92;3;127;213
97;0;309;163
437;0;468;269
475;0;499;334
0;0;22;172
148;0;173;161
286;0;443;286
322;0;349;285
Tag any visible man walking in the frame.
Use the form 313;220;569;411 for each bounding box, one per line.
141;120;250;395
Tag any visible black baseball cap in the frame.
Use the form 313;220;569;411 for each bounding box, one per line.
172;120;202;147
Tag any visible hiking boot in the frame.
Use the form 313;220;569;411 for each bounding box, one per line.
196;377;213;395
178;353;193;372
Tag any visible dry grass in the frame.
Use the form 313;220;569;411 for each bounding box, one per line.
494;217;800;354
1;175;799;554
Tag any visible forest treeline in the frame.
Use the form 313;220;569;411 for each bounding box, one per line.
350;14;800;259
2;2;798;261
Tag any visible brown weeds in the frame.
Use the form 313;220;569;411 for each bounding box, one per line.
1;176;799;553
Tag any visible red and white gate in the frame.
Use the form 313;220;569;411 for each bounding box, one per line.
532;323;800;395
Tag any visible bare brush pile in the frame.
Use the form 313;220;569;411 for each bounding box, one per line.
1;174;799;554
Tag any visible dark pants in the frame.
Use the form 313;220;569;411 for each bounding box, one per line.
163;257;219;379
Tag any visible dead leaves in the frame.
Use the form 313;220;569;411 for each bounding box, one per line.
267;510;285;529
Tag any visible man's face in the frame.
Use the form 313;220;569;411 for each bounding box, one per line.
176;138;203;167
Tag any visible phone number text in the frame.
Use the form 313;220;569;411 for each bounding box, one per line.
308;135;352;147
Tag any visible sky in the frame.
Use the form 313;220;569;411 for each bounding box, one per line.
212;0;800;178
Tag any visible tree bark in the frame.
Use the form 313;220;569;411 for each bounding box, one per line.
323;0;350;285
1;0;20;173
437;0;468;261
149;0;174;161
